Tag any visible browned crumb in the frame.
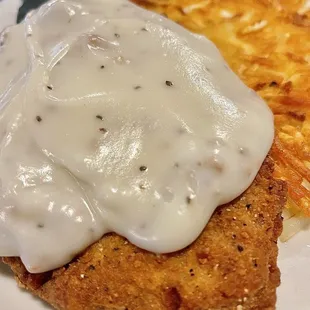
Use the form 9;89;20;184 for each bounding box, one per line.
3;157;286;309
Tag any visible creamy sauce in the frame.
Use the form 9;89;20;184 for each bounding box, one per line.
0;0;274;273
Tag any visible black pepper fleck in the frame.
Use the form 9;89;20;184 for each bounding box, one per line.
37;223;44;228
246;204;251;209
165;80;173;87
114;33;120;38
269;81;278;87
141;27;148;31
174;163;179;168
88;265;95;271
99;128;107;133
100;65;105;69
139;166;148;172
134;85;142;90
237;245;244;252
36;116;42;122
96;115;103;120
113;247;120;251
139;184;147;190
253;259;258;267
186;196;192;204
232;234;236;239
47;85;53;90
243;223;247;226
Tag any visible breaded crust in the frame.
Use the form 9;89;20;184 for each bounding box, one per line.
3;158;286;310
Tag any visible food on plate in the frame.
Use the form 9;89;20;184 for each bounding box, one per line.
135;0;310;240
4;159;285;310
0;0;274;271
0;0;286;309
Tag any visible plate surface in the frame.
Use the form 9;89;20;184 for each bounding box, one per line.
0;1;309;309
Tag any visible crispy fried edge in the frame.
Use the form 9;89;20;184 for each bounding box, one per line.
3;157;286;310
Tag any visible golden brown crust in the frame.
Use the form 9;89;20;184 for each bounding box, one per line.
3;158;286;309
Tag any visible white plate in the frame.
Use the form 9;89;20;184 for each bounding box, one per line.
0;1;309;309
277;231;310;309
0;263;51;310
0;0;22;31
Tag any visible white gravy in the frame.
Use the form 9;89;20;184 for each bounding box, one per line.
0;0;274;273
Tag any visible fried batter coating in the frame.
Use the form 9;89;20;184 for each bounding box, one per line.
3;158;286;309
